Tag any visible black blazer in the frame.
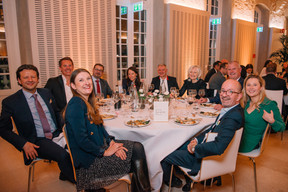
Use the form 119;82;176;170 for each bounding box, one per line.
263;74;288;95
151;76;179;92
45;75;67;112
204;69;216;82
0;89;62;152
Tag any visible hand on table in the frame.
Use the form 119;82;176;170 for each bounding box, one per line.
197;98;207;104
23;142;39;160
214;104;223;111
262;110;275;124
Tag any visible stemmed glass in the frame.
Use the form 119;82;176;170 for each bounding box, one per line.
170;87;176;98
174;89;179;98
188;89;197;99
148;84;155;93
198;89;205;98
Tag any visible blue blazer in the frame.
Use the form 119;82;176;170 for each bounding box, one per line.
65;97;112;169
0;88;62;151
194;104;244;159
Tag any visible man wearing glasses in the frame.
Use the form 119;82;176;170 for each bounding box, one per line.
92;63;113;98
161;79;244;191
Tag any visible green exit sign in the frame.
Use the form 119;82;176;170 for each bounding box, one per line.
134;2;143;12
211;18;221;25
257;27;263;32
121;6;127;15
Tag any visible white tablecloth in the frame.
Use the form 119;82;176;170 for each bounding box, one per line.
103;105;216;192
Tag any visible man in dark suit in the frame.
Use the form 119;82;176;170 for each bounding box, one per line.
45;57;74;112
208;62;227;91
151;64;179;93
92;63;113;98
0;64;75;183
161;79;244;190
204;61;221;82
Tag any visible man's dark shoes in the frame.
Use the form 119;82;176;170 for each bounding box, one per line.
59;172;76;184
164;176;183;188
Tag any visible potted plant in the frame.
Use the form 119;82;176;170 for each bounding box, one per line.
270;34;288;65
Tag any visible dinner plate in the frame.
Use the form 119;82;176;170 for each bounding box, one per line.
199;111;219;118
174;117;202;126
124;119;151;128
101;114;117;120
200;103;215;108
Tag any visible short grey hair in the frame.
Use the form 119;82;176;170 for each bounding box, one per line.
187;65;201;79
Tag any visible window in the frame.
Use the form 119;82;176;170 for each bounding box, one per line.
254;10;259;23
116;4;147;81
0;0;10;90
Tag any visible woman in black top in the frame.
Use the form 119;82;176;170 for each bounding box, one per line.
179;65;207;98
122;66;141;95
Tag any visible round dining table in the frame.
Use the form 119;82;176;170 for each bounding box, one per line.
102;101;217;192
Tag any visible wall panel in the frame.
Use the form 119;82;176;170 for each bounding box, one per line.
165;4;209;86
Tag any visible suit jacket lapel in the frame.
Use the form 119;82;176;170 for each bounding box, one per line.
17;90;35;128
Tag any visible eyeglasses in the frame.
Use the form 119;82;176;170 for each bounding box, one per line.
219;90;240;96
95;69;103;72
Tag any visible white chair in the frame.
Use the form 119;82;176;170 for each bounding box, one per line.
63;125;131;192
265;89;284;140
168;128;243;192
11;117;49;192
238;124;271;192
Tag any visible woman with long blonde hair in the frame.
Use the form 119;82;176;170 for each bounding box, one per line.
239;75;285;152
64;68;151;192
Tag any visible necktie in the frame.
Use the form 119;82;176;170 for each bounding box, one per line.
96;79;101;94
161;80;166;93
32;94;52;139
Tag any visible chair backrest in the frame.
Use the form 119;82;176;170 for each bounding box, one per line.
265;90;283;114
259;124;271;155
62;125;77;182
199;128;243;180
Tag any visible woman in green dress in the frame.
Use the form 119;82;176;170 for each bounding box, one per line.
239;74;285;153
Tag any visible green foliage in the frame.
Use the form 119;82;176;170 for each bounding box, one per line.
270;35;288;65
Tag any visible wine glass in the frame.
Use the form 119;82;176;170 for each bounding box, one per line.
148;84;155;92
170;87;176;98
188;89;197;99
174;89;179;98
198;89;205;98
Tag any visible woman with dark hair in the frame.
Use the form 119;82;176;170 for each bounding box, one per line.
122;66;141;94
64;68;151;192
239;74;285;153
259;60;272;77
245;64;253;77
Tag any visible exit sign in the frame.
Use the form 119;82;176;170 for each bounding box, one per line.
257;27;263;32
121;6;127;15
211;18;221;25
134;2;143;12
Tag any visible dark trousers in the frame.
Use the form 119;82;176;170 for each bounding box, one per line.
161;140;202;183
31;137;75;182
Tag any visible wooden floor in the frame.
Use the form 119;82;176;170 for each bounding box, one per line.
1;131;288;192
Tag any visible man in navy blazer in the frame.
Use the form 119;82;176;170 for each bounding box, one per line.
161;79;244;189
45;57;74;112
0;64;75;183
92;63;113;98
151;64;179;93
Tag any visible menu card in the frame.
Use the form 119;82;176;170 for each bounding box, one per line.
154;101;169;121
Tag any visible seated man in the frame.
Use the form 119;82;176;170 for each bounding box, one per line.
151;64;179;93
161;79;244;190
45;57;74;112
0;64;75;183
92;63;113;98
204;60;221;82
208;62;227;91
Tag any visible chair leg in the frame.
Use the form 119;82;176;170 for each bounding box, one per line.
250;157;258;192
281;131;284;140
231;174;235;192
28;164;34;192
203;180;206;190
168;165;174;192
210;178;213;187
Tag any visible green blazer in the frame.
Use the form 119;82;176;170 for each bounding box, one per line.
239;97;285;153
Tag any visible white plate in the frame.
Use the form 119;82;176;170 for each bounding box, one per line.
174;118;202;126
199;111;219;118
101;114;117;120
124;119;151;128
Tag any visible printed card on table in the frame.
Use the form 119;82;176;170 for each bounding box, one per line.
153;101;169;121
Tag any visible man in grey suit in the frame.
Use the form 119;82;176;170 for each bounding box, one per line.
208;62;228;91
92;63;113;98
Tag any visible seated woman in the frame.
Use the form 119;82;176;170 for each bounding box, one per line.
239;75;285;153
122;66;141;95
179;65;206;98
245;64;253;77
64;68;151;192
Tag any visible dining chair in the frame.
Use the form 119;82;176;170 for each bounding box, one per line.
168;128;243;192
265;89;284;140
238;124;271;192
62;125;131;192
10;117;51;192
